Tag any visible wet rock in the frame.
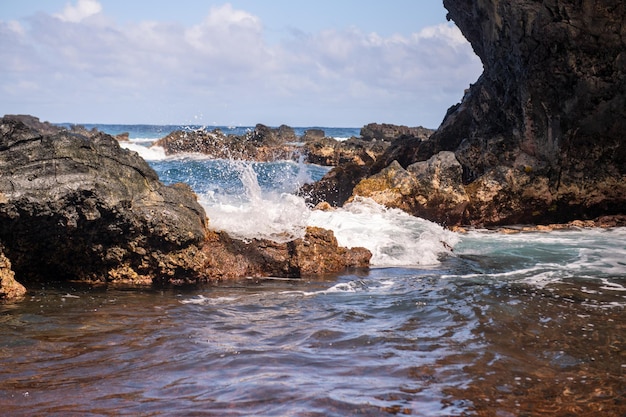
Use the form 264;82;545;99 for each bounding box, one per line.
350;152;469;225
200;227;370;279
0;245;25;300
0;116;209;287
313;0;626;226
0;116;371;289
433;0;626;224
153;126;299;162
303;137;389;167
298;162;370;207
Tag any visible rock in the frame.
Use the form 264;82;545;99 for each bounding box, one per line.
153;127;299;162
432;0;626;224
199;227;370;279
314;0;625;226
360;123;434;142
0;116;209;287
0;245;26;300
350;152;469;225
302;129;326;142
303;137;389;166
298;162;370;207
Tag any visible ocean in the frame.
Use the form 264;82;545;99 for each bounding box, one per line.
1;125;624;416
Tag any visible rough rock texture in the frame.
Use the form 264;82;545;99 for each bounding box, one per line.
303;137;389;166
326;0;625;226
351;152;469;225
0;116;371;291
153;124;299;162
202;226;371;280
434;0;626;225
0;116;209;286
360;123;434;142
298;163;371;207
0;245;26;300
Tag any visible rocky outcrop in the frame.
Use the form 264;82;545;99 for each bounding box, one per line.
309;1;625;226
0;116;209;287
153;124;300;162
0;116;371;294
303;137;389;166
360;123;433;142
433;0;626;225
351;152;469;225
202;226;370;280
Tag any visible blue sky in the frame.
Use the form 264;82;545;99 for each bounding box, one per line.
0;0;482;127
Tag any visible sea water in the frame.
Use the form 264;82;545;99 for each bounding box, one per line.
0;126;624;416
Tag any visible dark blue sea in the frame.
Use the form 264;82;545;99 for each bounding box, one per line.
1;124;625;416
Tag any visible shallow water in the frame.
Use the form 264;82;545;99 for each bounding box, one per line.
1;235;625;416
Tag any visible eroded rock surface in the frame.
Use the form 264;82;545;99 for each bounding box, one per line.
317;1;625;226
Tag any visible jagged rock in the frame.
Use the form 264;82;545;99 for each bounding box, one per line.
315;0;625;226
153;127;299;162
0;116;209;287
200;227;370;280
302;129;325;142
298;162;370;207
0;116;371;290
350;152;469;225
432;0;626;224
0;245;25;300
360;123;434;142
303;137;389;166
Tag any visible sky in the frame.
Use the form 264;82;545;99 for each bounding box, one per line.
0;0;482;128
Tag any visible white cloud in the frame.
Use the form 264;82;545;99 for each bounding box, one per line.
54;0;102;23
0;2;482;126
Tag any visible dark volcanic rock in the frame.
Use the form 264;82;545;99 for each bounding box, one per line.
328;0;625;226
153;125;299;162
432;0;626;224
0;116;209;286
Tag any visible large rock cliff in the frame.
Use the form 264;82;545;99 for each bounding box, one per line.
349;0;626;225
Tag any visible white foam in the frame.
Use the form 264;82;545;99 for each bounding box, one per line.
120;142;167;161
308;197;459;266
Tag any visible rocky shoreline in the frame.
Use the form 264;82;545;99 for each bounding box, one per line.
2;0;625;299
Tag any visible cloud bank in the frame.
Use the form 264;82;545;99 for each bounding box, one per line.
0;2;482;127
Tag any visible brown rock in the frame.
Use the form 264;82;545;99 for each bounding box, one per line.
0;246;26;300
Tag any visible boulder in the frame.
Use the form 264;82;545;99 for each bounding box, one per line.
201;226;371;280
303;137;389;166
0;245;25;300
360;123;434;142
0;116;209;287
350;152;469;225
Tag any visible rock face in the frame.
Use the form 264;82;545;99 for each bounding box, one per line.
331;1;625;226
0;116;371;296
0;116;209;287
435;0;626;224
